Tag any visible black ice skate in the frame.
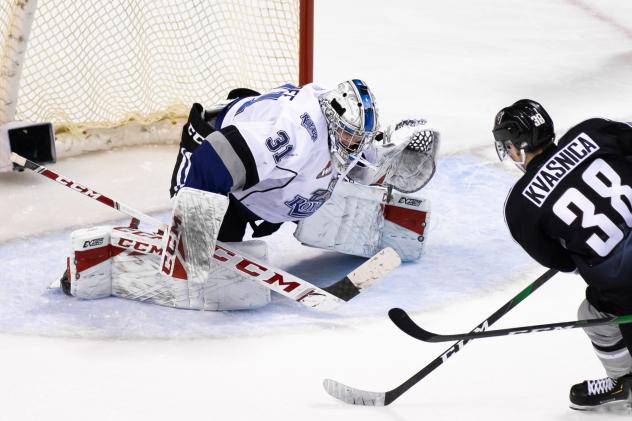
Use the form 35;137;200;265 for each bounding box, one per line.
569;374;632;410
59;269;72;296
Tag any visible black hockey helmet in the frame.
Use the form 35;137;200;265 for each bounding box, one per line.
492;99;555;161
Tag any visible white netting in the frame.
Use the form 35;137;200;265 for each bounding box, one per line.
0;0;303;156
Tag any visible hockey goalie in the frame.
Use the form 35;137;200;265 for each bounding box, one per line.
57;79;439;311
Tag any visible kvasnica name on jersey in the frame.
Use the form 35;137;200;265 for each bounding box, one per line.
522;133;599;207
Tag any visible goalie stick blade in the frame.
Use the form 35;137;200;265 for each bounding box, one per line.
347;247;401;291
10;153;27;167
388;308;441;342
323;247;401;301
323;379;386;406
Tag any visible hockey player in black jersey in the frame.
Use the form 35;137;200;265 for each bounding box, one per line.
493;99;632;410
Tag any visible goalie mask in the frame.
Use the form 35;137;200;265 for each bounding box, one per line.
319;79;379;172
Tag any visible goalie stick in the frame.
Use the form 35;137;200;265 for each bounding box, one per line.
12;153;400;311
323;268;557;405
11;154;168;234
388;309;632;342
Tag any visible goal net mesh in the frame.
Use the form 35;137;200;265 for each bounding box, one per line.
0;0;303;155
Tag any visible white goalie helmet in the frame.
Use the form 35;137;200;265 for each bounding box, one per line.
319;79;379;172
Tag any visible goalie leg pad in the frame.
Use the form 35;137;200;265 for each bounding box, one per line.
67;225;269;311
294;181;383;257
203;240;271;311
109;227;184;307
112;248;192;308
294;180;428;261
161;187;228;279
68;226;113;299
382;190;429;262
111;232;270;311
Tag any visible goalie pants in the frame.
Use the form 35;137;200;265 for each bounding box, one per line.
220;196;283;241
579;299;632;378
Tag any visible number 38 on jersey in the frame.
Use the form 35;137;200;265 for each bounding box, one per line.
553;158;632;257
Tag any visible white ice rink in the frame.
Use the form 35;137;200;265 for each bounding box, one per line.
2;0;632;419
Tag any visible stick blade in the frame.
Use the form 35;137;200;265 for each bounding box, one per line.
323;247;401;302
347;247;401;290
323;378;386;406
388;308;440;342
9;152;26;166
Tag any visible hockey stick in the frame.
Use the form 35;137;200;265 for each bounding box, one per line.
323;268;558;405
388;309;632;342
11;153;168;234
12;153;400;311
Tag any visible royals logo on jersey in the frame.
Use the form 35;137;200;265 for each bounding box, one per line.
284;181;335;218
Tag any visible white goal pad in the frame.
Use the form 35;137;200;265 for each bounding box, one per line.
66;225;270;311
112;237;270;310
68;225;113;299
294;181;429;261
161;187;228;284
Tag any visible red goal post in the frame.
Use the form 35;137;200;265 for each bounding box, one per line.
0;0;314;157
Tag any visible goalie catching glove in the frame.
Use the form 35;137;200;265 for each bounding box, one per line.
354;118;440;193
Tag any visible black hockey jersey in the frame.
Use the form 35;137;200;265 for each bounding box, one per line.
505;118;632;312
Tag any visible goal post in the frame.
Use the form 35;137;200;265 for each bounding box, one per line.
299;0;313;86
0;0;314;157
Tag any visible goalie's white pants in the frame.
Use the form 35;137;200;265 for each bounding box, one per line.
68;226;270;311
579;299;632;379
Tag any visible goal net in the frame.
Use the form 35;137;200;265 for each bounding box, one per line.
0;0;312;157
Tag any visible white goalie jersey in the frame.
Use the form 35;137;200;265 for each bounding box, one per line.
216;83;338;223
